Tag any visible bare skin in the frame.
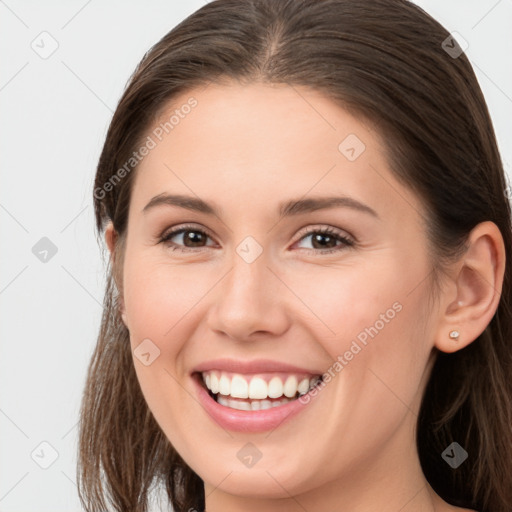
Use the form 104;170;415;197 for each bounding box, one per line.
105;82;504;512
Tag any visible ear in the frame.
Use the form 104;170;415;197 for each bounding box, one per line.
105;221;128;327
105;221;117;255
434;221;506;353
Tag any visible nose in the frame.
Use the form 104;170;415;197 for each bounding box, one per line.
206;245;290;342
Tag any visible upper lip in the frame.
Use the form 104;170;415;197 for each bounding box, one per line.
192;358;323;376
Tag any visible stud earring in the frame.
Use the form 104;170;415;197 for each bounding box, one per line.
449;330;460;341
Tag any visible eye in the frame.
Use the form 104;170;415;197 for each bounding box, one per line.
159;224;216;252
293;226;354;254
158;224;354;255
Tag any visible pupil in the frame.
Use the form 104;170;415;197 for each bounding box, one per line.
185;230;204;247
313;233;335;249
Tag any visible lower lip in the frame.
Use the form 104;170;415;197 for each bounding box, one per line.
192;373;315;433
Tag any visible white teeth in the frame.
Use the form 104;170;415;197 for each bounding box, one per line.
298;378;310;395
234;399;251;411
283;376;298;398
219;374;231;396
202;371;321;401
268;376;283;398
260;399;271;409
217;395;296;411
217;395;229;407
248;377;268;399
210;373;219;394
230;374;249;398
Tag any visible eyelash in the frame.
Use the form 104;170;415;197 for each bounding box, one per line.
158;223;355;255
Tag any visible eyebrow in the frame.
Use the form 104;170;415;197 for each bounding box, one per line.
142;193;379;219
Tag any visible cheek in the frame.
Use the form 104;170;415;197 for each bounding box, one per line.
291;259;433;409
121;256;207;437
278;260;413;350
122;255;210;340
328;281;433;435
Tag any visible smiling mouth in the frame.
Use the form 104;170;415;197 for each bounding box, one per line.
195;371;324;411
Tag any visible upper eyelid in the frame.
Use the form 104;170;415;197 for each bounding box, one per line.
160;223;216;241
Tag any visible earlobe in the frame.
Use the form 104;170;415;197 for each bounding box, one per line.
120;297;128;327
105;221;117;258
434;221;505;354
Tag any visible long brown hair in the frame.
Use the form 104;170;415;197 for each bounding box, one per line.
78;1;512;511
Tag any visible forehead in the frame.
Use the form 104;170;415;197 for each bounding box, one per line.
130;82;425;225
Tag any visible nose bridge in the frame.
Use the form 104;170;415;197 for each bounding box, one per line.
207;237;288;339
222;239;272;311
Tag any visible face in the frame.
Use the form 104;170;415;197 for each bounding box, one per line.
119;82;439;498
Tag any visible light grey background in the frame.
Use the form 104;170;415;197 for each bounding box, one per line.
1;1;511;511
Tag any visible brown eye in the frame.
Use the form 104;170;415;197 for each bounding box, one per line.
294;227;354;254
159;224;354;255
171;229;207;247
159;225;216;252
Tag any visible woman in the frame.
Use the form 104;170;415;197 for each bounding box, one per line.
78;1;512;511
